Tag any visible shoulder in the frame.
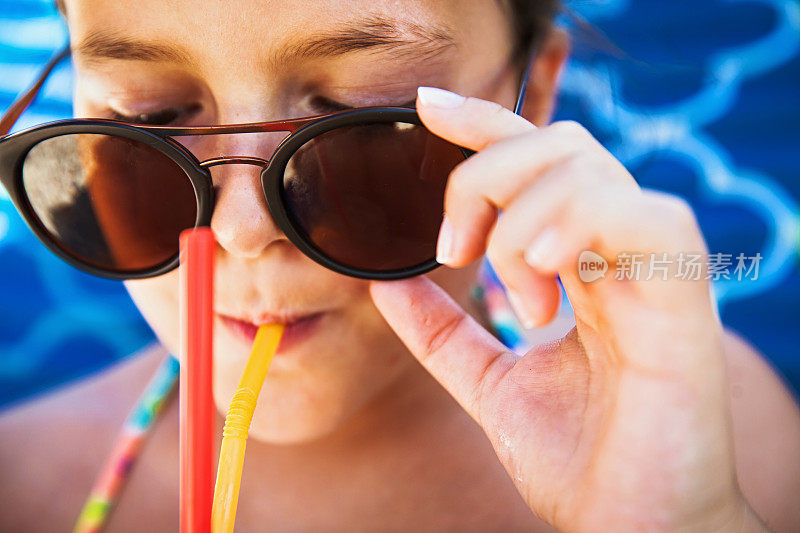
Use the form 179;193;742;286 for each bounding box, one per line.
721;328;800;533
0;342;176;532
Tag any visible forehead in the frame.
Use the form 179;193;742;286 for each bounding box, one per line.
62;0;513;68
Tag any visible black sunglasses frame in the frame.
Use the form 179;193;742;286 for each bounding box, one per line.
0;44;535;281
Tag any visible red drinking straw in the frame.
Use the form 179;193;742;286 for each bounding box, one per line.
179;227;215;533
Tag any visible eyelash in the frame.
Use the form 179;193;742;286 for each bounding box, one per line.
109;96;416;126
306;96;416;114
110;103;201;126
309;95;352;113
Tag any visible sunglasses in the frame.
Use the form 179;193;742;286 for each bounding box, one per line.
0;45;532;281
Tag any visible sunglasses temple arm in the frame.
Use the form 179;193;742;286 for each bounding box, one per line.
513;39;543;117
0;44;71;137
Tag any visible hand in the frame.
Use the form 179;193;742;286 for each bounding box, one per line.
370;88;766;531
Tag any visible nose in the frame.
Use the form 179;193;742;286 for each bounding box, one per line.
186;97;291;259
204;123;290;259
210;161;283;259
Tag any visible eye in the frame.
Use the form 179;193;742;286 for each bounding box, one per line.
308;95;417;114
109;103;201;125
308;96;353;113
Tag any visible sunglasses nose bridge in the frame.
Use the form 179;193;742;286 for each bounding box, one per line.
199;156;270;169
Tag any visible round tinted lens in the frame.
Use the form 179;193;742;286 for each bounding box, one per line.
282;121;465;272
22;133;197;272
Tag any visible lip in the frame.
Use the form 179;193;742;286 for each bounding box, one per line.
217;311;326;354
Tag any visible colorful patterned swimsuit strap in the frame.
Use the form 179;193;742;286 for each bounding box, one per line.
73;356;179;533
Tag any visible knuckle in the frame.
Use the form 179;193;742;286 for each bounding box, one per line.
646;192;704;245
561;154;596;184
444;162;473;204
486;221;517;269
550;119;589;139
472;350;514;423
661;194;697;226
423;312;467;362
447;160;470;188
478;97;512;118
485;234;506;268
571;181;612;213
560;142;637;189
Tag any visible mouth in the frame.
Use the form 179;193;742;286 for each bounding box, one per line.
216;311;327;354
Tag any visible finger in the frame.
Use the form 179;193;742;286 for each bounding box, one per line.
446;121;632;212
416;87;535;151
480;148;712;329
494;265;561;330
520;186;713;323
553;191;722;377
528;188;707;274
483;160;600;327
437;122;634;267
483;156;622;329
495;184;720;377
370;276;517;425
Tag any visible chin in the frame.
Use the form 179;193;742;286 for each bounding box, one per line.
248;415;342;445
245;384;353;445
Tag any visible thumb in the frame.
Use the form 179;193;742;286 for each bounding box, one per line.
369;275;518;424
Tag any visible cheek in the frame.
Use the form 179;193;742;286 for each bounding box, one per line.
123;272;181;354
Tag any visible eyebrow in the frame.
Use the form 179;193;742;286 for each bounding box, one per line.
75;33;193;65
274;16;456;66
74;16;455;68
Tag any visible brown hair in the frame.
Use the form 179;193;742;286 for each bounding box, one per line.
506;0;562;64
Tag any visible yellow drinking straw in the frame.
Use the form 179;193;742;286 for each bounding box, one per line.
212;323;284;533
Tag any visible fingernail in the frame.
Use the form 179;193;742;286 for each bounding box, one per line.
506;289;536;330
524;227;560;269
436;215;455;265
417;86;466;109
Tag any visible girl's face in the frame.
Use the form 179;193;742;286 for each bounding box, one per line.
63;0;558;443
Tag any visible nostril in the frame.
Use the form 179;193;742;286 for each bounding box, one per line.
212;212;272;259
